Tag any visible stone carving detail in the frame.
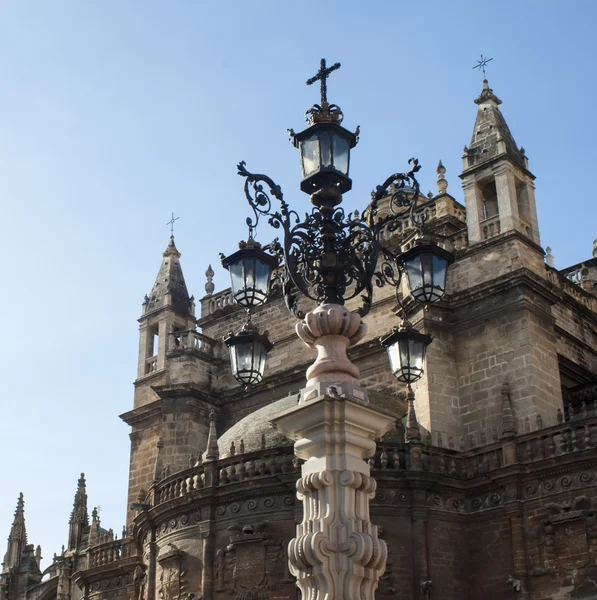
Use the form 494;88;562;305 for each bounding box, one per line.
288;470;387;600
214;521;291;599
134;564;146;600
157;544;192;600
533;495;597;573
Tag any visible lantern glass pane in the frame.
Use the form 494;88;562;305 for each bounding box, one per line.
236;342;253;373
433;255;447;291
301;135;320;176
254;259;271;296
405;256;423;291
333;135;349;175
230;262;244;297
320;132;332;167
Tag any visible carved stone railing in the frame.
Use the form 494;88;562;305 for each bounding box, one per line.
515;412;597;464
370;410;597;479
145;356;157;374
169;329;215;356
87;538;136;569
519;216;532;238
218;447;297;485
561;266;583;286
546;266;596;311
203;288;235;317
480;214;500;240
154;464;206;505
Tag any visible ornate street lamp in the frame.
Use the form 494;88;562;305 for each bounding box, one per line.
380;322;432;384
221;239;279;308
224;324;273;388
220;59;455;599
400;242;454;304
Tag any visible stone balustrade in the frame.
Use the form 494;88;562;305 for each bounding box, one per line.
154;465;206;504
369;406;597;480
218;448;297;485
87;538;136;569
546;266;596;311
169;329;215;356
201;288;235;318
480;214;501;240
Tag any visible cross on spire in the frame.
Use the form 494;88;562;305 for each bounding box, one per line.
306;58;341;106
473;54;493;79
166;212;179;235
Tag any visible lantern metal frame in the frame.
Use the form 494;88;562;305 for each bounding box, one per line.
220;239;280;309
379;324;432;385
224;324;273;389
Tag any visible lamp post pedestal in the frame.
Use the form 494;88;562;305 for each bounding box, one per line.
272;305;397;600
272;383;396;600
296;303;366;385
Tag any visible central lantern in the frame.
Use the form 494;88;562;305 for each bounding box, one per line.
292;120;358;195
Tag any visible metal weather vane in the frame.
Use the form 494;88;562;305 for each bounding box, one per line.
473;55;493;79
166;212;179;235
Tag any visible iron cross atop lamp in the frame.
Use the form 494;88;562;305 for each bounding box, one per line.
220;58;454;389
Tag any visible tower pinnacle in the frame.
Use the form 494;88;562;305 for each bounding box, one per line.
3;494;27;572
68;473;89;550
144;236;192;315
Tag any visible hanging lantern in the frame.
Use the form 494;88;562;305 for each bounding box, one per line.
224;326;273;388
380;324;432;384
292;121;358;195
399;243;454;305
221;240;279;308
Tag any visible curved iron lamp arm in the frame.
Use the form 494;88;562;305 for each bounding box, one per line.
236;159;425;320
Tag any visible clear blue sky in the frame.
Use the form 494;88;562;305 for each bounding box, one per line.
0;1;595;567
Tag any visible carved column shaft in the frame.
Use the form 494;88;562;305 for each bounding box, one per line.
272;304;397;600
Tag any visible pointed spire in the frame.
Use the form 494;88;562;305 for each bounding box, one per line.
68;473;89;551
436;160;448;195
3;494;27;572
405;389;421;443
466;79;527;171
500;381;516;439
153;438;164;483
145;236;192;315
205;411;219;461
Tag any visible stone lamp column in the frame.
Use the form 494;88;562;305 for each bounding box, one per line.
271;303;397;600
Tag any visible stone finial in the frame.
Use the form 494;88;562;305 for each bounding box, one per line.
205;265;215;296
436;160;448;195
593;239;597;258
545;247;555;268
239;439;245;454
230;441;236;457
500;382;516;439
205;410;219;461
405;389;421;443
536;414;543;430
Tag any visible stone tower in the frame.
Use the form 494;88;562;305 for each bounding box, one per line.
120;236;218;525
460;79;540;245
410;80;563;442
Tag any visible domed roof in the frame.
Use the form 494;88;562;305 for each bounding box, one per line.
211;389;406;460
216;395;298;459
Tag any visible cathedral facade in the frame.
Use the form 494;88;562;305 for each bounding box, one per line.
2;80;597;600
